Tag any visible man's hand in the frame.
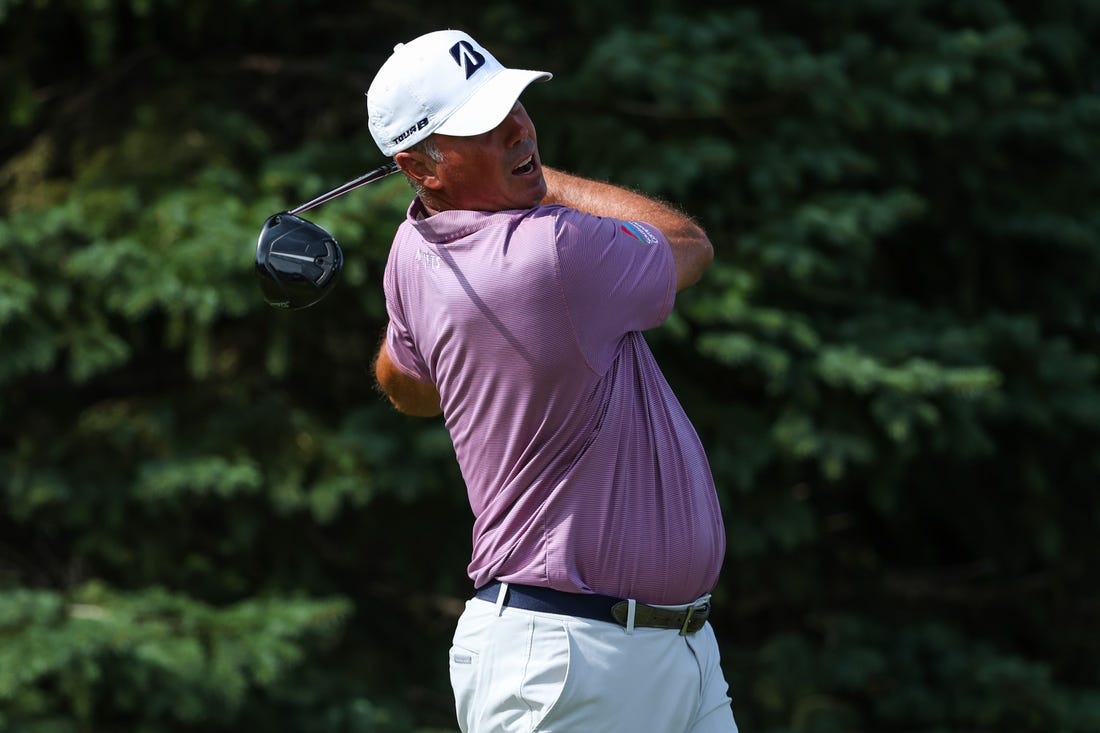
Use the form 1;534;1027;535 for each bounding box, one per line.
374;340;442;417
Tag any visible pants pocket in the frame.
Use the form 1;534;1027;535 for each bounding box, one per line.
520;615;571;730
449;643;480;733
450;603;573;733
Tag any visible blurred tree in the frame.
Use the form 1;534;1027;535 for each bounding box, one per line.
1;0;1098;731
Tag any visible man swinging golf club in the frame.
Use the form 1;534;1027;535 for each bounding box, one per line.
368;29;738;733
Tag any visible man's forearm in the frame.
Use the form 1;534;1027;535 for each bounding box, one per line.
540;167;714;291
373;340;442;417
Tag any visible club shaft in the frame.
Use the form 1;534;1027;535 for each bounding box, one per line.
289;161;400;215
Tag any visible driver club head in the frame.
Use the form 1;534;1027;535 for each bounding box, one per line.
255;213;344;310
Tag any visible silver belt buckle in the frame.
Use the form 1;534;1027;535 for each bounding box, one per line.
678;606;695;635
679;601;710;635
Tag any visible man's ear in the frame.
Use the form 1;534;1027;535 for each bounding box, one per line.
394;150;442;191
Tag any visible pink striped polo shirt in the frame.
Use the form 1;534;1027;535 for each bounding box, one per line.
382;199;725;605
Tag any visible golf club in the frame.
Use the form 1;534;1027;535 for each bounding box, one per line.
255;161;400;310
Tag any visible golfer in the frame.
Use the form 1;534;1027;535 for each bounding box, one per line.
368;29;738;733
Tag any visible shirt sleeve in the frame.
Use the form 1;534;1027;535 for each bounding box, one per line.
382;244;431;382
553;207;676;374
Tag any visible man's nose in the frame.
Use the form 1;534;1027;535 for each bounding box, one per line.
501;104;532;145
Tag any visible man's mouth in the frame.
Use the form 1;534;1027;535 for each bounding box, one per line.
512;155;536;175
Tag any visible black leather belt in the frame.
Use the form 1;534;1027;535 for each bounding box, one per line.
475;582;710;635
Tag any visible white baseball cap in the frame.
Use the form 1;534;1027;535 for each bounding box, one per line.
366;30;552;157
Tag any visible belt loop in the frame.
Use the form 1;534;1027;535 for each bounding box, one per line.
625;599;636;635
494;581;510;617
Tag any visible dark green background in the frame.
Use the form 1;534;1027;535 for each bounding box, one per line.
2;1;1098;731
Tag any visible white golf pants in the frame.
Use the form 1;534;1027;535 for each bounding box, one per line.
449;596;739;733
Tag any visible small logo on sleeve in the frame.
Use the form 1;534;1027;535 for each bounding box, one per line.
620;221;659;244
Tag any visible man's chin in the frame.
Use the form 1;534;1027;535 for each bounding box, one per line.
528;177;548;207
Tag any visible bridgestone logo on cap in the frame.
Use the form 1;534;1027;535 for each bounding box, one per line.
449;41;486;79
392;117;429;146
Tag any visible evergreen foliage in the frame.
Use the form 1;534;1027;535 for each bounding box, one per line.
1;1;1098;730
